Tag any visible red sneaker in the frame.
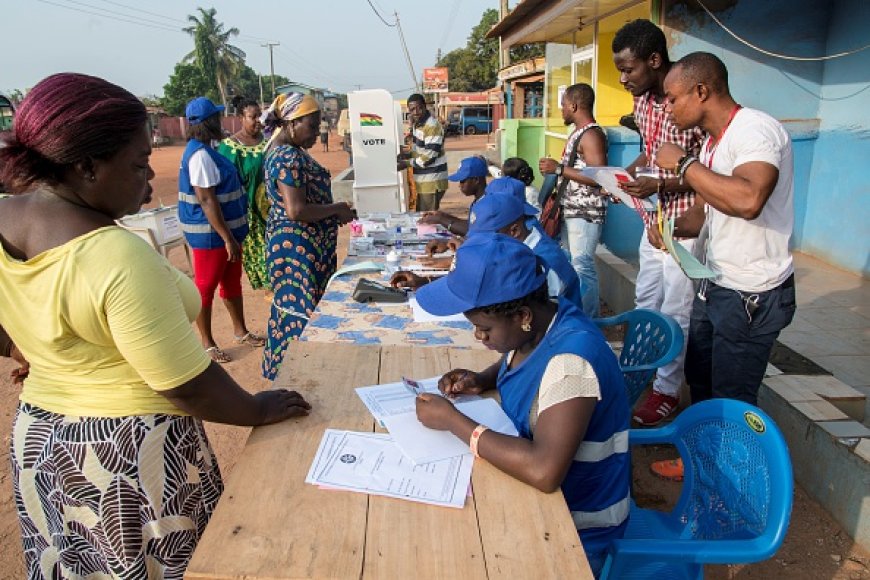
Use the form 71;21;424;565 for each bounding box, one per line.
633;390;679;426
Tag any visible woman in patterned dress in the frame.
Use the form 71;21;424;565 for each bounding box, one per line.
260;93;355;380
217;96;269;291
0;73;311;579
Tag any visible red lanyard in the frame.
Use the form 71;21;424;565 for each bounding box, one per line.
703;105;742;168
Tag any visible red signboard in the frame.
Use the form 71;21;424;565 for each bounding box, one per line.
422;67;449;94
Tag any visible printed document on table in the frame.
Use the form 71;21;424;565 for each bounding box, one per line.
306;429;473;508
581;166;658;211
661;218;716;279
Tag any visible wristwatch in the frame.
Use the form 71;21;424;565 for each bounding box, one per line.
554;164;564;177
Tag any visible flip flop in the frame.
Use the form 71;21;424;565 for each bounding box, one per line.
234;332;266;347
205;346;232;364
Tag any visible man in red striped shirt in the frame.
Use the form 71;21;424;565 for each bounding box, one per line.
612;20;706;430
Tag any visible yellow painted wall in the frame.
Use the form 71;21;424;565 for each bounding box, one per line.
595;30;634;127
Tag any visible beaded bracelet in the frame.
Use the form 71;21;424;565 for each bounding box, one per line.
469;424;489;458
677;155;699;185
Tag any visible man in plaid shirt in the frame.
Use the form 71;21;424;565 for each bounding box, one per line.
612;20;706;434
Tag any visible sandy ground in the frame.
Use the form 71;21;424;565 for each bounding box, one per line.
0;132;867;578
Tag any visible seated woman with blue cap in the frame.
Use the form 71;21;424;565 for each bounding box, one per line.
414;232;629;576
392;191;585;310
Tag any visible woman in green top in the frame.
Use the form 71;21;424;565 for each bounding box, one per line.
217;96;269;289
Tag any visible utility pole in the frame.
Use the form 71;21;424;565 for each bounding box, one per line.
258;75;264;106
262;41;279;99
499;0;509;70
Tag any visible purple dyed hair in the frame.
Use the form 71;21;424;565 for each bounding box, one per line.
0;72;147;192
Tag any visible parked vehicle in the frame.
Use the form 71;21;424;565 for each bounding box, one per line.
0;94;15;192
446;107;493;135
0;94;14;133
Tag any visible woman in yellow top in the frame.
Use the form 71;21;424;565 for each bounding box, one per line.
0;73;311;578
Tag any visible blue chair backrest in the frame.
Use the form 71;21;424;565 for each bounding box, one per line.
594;309;684;405
668;400;792;550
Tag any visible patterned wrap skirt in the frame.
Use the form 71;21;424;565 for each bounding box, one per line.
10;403;224;579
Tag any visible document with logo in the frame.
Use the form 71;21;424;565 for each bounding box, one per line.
305;429;473;508
581;166;658;212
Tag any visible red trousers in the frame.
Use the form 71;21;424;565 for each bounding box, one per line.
192;247;243;307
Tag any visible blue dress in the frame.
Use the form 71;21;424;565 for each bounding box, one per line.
262;145;338;380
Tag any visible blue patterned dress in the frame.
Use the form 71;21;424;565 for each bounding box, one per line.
262;145;338;379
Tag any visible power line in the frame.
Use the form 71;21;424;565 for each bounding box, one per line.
365;0;396;27
35;0;181;33
696;0;870;61
394;12;420;93
438;0;461;55
91;0;184;24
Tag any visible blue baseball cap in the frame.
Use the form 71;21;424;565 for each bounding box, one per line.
468;192;536;234
448;156;489;182
185;97;225;125
415;232;547;316
484;176;538;215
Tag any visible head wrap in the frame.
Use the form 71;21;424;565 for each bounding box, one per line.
260;92;320;148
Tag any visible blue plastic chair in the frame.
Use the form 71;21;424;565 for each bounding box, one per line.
600;399;794;579
594;309;684;406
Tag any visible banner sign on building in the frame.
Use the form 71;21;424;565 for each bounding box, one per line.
422;67;449;94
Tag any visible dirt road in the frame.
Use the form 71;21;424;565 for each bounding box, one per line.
0;133;867;578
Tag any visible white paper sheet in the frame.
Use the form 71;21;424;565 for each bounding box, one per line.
582;166;658;211
382;397;519;464
327;261;383;285
409;297;466;323
305;429;473;508
356;376;519;464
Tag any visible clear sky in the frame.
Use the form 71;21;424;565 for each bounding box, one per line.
3;0;499;98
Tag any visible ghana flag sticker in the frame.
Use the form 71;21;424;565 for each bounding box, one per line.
360;113;383;126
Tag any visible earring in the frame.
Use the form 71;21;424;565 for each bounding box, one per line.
88;174;96;182
521;322;531;332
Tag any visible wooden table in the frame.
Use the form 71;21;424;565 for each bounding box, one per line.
186;342;592;579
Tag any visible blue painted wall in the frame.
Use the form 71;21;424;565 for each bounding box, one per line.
802;0;870;275
598;0;870;276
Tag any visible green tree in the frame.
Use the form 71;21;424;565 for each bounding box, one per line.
161;62;214;116
183;7;246;110
229;66;289;105
436;8;544;92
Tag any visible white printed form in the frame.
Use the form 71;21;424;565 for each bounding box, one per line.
306;429;472;508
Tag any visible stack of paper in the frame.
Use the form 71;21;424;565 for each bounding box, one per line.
306;429;473;508
306;376;519;508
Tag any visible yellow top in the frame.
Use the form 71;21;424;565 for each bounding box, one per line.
0;226;211;417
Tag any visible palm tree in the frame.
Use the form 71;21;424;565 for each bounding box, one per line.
183;7;246;110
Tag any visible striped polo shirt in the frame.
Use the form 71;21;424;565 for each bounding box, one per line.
410;112;448;195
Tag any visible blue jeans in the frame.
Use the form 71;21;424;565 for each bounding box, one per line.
686;275;796;405
561;216;602;318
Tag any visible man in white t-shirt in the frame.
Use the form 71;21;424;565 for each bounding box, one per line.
655;51;796;404
649;51;796;480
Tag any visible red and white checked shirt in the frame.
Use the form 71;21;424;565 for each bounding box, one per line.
633;92;707;229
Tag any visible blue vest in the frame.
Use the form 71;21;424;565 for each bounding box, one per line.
178;139;249;249
497;298;630;554
526;221;585;310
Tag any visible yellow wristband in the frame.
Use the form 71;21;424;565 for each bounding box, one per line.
469;424;489;458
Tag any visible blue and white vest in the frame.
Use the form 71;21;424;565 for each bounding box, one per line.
497;298;630;554
178;139;248;249
524;221;585;310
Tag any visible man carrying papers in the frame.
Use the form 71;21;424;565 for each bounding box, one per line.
646;52;796;481
611;19;707;427
413;233;629;576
